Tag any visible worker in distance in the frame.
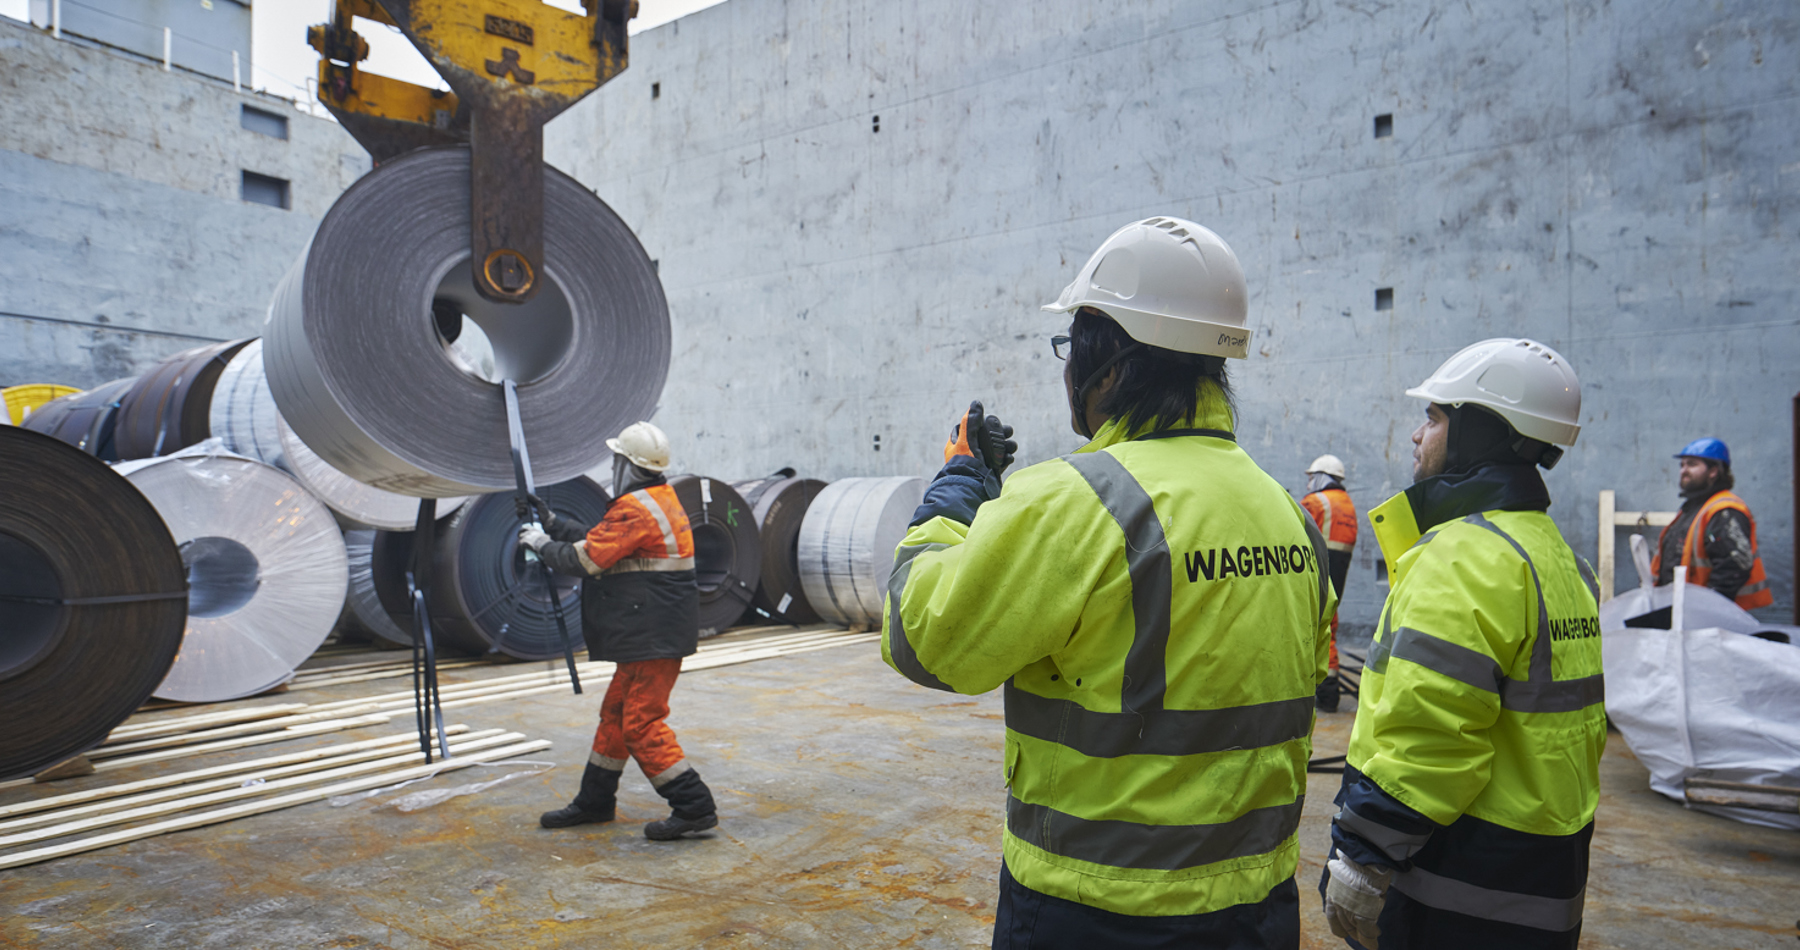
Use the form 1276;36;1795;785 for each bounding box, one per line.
1301;453;1359;712
1319;340;1605;949
883;217;1334;948
1651;437;1773;612
516;422;720;841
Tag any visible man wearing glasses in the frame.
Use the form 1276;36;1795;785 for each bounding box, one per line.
883;217;1334;948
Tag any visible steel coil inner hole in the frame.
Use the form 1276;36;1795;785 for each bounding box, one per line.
180;536;261;619
430;259;574;385
692;521;734;592
0;531;68;678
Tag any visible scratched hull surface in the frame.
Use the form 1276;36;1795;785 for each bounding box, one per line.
2;645;1796;948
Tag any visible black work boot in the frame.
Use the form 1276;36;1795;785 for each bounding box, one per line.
1315;672;1341;713
540;763;622;828
644;767;718;840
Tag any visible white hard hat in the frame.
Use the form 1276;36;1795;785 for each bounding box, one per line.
1306;454;1347;480
1041;216;1253;359
1406;338;1581;446
606;421;672;472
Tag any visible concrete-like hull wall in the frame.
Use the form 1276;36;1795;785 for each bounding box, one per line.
548;0;1799;625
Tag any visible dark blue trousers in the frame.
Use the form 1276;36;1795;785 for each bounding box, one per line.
993;862;1300;949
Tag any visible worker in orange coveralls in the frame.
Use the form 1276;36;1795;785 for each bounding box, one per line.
516;421;717;841
1301;454;1358;712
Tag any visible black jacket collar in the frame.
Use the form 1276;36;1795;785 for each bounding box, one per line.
1404;463;1550;533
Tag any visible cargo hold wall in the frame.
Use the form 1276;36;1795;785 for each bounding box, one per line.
549;0;1800;627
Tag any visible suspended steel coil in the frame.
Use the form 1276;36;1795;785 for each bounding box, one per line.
0;427;188;780
372;479;613;660
19;377;137;461
113;448;349;702
209;340;467;530
113;339;253;460
3;384;82;426
797;476;925;629
668;476;762;636
733;472;827;625
264;146;670;497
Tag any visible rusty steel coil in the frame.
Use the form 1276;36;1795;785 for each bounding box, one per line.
112;339;253;460
667;475;761;637
19;377;137;461
0;427;188;780
732;472;828;625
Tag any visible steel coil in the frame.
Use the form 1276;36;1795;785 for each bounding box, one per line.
0;427;188;779
113;339;253;460
371;479;612;660
668;476;762;636
797;476;925;628
19;377;137;461
340;529;411;648
3;384;82;426
113;448;349;702
264;146;670;497
209;340;467;530
732;473;827;625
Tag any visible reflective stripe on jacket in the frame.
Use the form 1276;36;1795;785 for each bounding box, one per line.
1650;490;1772;610
882;388;1335;918
1341;476;1605;936
581;483;699;664
1302;485;1358;553
578;486;697;575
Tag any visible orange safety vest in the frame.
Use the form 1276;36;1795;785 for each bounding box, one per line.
1652;490;1772;610
1302;486;1358;553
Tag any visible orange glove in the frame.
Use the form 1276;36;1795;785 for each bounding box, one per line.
943;401;1018;475
944;401;981;463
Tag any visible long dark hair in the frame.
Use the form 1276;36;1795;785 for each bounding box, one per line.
1068;307;1234;434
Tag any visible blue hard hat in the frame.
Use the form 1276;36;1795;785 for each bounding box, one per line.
1674;438;1730;465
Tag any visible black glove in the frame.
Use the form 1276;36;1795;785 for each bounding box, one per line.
513;492;556;529
944;401;1019;480
980;412;1018;477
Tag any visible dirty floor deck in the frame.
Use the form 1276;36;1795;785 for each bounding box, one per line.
2;640;1796;948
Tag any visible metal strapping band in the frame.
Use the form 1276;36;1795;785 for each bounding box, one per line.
1393;867;1586;932
1060;451;1171;713
588;751;628;771
632;489;683;558
887;542;955;691
0;590;188;606
1334;803;1433;861
603;556;696;575
1004;682;1312;758
1007;794;1303;871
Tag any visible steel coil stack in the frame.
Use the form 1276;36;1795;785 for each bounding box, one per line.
20;377;137;461
372;479;613;660
339;529;412;648
0;427;188;780
3;384;82;425
112;338;253;460
797;476;925;629
668;475;762;636
113;448;349;702
733;471;828;624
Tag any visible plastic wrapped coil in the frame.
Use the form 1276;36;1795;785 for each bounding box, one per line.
20;377;137;461
3;384;82;425
264;146;670;497
669;475;762;637
113;445;349;702
797;476;925;629
732;473;827;625
373;479;613;660
113;339;253;460
209;340;466;530
340;529;412;648
0;427;188;779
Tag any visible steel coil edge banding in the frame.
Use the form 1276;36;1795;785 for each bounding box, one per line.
265;146;671;497
21;377;138;461
113;448;349;703
0;427;188;780
114;339;253;460
732;475;827;625
797;477;924;628
210;340;467;530
670;475;762;636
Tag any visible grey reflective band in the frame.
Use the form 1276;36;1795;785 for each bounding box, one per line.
603;556;696;575
1060;451;1171;713
1393;866;1586;932
1326;539;1355;553
632;488;684;558
1369;626;1504;695
1335;803;1433;861
588;751;628;771
1008;794;1303;871
647;759;692;787
887;542;955;691
1004;682;1313;759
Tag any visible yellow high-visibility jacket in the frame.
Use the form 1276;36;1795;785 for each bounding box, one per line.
883;388;1334;917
